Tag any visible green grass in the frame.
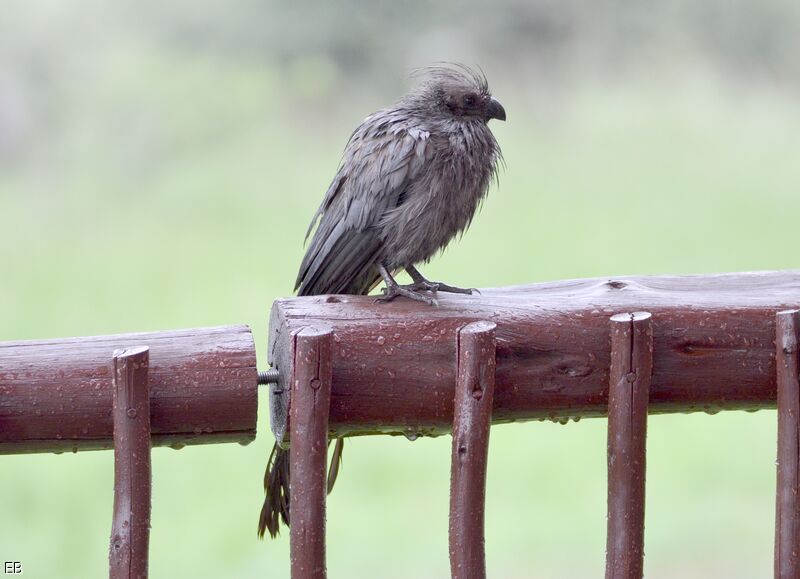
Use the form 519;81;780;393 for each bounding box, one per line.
1;66;798;577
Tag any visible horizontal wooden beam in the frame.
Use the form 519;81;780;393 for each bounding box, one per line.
268;270;800;442
0;325;257;454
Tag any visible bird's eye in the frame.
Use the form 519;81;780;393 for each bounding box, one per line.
463;93;477;107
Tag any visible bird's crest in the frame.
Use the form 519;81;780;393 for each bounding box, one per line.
410;63;490;96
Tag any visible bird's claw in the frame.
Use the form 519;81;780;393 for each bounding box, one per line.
406;280;439;293
406;281;476;295
375;285;438;306
435;283;477;295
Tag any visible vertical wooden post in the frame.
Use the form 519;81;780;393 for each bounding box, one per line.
289;327;333;579
606;312;652;579
449;321;497;579
110;346;151;579
775;309;800;578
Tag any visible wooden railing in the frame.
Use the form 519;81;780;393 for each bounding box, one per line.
3;270;800;577
0;326;257;578
266;270;800;578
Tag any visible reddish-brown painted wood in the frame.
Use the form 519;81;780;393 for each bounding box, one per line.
775;309;800;578
605;313;652;579
109;347;151;579
449;321;496;579
289;327;333;579
268;271;800;441
0;325;257;454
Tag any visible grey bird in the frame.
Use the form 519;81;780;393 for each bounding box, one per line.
258;64;505;539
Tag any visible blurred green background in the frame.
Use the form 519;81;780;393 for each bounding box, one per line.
1;1;799;577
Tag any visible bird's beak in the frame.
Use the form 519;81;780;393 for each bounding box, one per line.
487;96;506;121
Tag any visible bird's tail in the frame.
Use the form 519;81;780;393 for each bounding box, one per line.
258;438;346;539
258;443;290;539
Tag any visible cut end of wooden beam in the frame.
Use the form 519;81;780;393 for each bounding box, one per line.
610;312;652;324
458;320;497;336
297;325;334;338
111;345;150;360
776;311;800;354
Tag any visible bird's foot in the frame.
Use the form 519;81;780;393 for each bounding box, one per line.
409;280;478;295
404;279;440;292
376;284;438;306
404;265;479;295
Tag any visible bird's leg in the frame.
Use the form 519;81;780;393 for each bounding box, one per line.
376;264;438;306
404;265;439;292
404;264;477;295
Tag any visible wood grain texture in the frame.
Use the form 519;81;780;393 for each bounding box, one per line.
289;327;333;579
0;325;257;454
605;313;652;579
449;321;496;579
109;347;151;579
775;309;800;579
268;271;800;439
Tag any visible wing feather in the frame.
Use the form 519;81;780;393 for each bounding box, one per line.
295;112;431;296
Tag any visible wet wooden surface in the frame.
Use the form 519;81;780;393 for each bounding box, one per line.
268;271;800;439
605;313;652;579
774;310;800;579
449;321;496;579
0;325;257;454
109;347;151;579
289;327;333;579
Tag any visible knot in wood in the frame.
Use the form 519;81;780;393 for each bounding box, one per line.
310;378;321;390
126;408;138;419
626;372;637;383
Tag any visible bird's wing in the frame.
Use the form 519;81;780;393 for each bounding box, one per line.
295;114;431;296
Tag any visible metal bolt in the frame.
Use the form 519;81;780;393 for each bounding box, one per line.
258;368;281;385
